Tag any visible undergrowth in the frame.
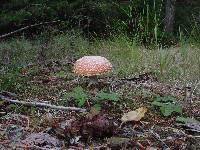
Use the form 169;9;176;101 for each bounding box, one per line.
0;32;200;92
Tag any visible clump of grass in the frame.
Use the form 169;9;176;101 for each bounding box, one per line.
0;37;37;65
0;65;28;92
46;32;91;59
92;34;143;76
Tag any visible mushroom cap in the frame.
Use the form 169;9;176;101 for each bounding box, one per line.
74;56;112;76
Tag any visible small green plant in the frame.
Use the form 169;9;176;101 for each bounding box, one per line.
176;116;199;124
65;87;120;109
55;70;65;78
60;86;87;107
152;96;182;117
95;91;119;102
72;86;87;107
93;104;101;111
158;48;171;78
0;65;28;92
94;91;119;110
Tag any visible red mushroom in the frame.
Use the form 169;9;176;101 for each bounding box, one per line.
74;56;112;86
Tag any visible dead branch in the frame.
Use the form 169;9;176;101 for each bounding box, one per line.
0;95;87;112
0;20;61;39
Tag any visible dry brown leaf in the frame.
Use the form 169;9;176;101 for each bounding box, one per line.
86;106;100;119
121;107;147;123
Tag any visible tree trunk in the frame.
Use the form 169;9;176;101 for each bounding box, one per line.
164;0;176;34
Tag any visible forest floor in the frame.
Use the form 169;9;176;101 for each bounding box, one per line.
1;56;200;150
1;32;200;149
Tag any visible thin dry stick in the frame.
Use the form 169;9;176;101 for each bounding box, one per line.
0;95;87;112
189;80;200;100
187;80;200;117
16;144;52;150
149;129;170;150
0;20;60;39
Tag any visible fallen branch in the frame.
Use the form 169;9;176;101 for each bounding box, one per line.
0;20;61;39
0;95;87;112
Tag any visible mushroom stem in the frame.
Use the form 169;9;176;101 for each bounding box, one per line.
88;76;98;87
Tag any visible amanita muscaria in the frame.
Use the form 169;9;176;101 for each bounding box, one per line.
74;56;112;85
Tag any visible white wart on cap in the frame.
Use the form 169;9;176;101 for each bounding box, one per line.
74;56;112;76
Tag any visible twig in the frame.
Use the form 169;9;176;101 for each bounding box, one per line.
0;20;61;39
188;80;200;101
136;142;145;150
16;144;55;150
0;95;87;112
186;80;200;117
149;129;171;150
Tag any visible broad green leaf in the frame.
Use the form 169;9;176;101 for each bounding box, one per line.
96;91;119;102
159;104;182;117
155;96;176;103
152;96;182;117
151;101;165;107
176;116;199;124
73;86;87;107
55;70;65;78
94;104;101;111
77;99;86;107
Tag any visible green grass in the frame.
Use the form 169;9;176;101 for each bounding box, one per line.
0;32;200;92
